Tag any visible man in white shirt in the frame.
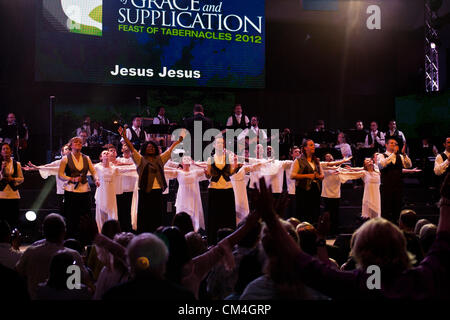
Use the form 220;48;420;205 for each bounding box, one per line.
125;116;149;151
385;120;407;152
152;106;170;125
76;115;98;137
237;116;268;150
364;121;385;152
434;137;450;177
377;138;412;222
226;104;250;130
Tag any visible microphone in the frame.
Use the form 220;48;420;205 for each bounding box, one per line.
100;127;119;136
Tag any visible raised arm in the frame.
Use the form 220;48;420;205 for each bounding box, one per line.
256;177;361;299
118;126;136;154
160;135;184;164
191;209;261;280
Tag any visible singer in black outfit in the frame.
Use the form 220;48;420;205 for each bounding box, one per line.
290;139;324;225
204;137;236;245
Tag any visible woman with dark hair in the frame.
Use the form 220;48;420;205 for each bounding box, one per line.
0;143;24;228
204;136;237;245
290;139;324;225
118;126;183;233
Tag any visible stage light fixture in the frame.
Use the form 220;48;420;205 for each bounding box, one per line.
430;42;436;49
25;211;37;222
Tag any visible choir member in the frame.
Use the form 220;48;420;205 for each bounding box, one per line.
58;137;99;240
290;139;324;224
377;138;412;223
204;136;236;245
0;143;24;228
118;126;182;233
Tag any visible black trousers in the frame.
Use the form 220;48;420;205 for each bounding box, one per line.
137;189;163;234
57;194;64;217
207;188;236;245
295;184;321;225
116;192;133;232
381;185;403;224
0;198;20;229
64;191;91;240
322;197;340;236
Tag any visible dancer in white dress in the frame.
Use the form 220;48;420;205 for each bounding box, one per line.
339;158;381;219
94;150;137;231
95;150;120;231
165;156;207;231
230;155;264;224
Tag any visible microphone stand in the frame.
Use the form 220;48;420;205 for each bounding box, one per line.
15;122;20;162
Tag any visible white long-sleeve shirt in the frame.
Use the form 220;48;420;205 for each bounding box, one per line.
226;114;249;127
125;126;150;142
434;151;450;176
377;151;412;170
237;126;268;142
364;130;385;148
262;160;292;194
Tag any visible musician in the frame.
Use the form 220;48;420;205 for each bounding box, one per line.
79;130;89;147
290;139;324;225
152;106;170;125
237;116;267;150
125;115;149;151
58;137;100;241
385;120;406;152
226;104;249;130
364;121;385;153
307;120;335;147
350;120;368;167
0;143;24;228
0;113;28;161
76;115;98;137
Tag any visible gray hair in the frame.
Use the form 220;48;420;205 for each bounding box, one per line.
127;233;168;276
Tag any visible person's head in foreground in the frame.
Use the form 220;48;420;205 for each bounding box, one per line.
127;233;169;279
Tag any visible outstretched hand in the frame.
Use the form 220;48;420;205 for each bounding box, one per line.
118;126;125;137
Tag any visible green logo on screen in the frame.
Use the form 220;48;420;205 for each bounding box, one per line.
62;0;102;36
